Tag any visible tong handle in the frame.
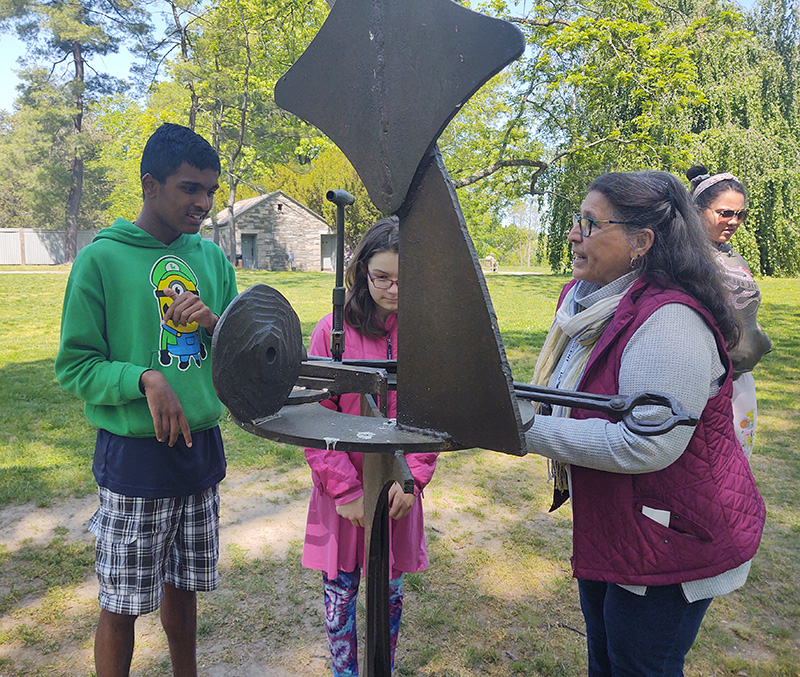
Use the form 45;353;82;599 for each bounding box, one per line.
514;383;699;436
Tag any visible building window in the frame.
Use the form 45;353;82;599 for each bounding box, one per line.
277;203;283;212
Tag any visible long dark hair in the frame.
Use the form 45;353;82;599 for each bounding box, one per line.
686;165;747;210
588;171;740;348
343;217;399;338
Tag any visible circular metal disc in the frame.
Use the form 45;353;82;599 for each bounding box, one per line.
235;401;456;453
212;284;305;422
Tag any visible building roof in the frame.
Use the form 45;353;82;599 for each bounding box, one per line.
205;190;329;227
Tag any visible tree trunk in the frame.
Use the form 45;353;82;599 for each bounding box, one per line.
170;0;200;129
222;1;252;266
227;191;237;265
65;155;83;262
212;212;220;245
64;41;85;263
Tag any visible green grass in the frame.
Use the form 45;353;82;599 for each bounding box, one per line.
0;268;798;675
0;268;566;507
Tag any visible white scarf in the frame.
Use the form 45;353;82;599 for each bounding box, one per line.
531;284;629;489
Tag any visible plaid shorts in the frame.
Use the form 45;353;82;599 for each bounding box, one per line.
88;485;220;616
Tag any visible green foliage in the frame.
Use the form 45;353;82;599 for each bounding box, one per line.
0;73;73;229
4;0;800;273
530;0;718;268
0;68;120;231
89;95;155;224
442;0;800;274
0;0;152;253
185;0;327;200
265;145;383;245
440;69;547;261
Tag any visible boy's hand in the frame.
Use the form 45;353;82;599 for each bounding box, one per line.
388;482;415;520
140;370;193;447
336;495;365;528
162;287;219;334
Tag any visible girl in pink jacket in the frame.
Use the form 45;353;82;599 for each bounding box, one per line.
302;217;438;676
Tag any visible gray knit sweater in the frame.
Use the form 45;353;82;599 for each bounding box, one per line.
525;272;750;602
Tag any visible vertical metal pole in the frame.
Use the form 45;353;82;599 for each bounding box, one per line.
360;394;393;677
360;395;416;677
363;459;394;677
325;190;354;361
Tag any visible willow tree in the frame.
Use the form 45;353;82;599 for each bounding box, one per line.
442;0;800;274
531;0;726;270
0;0;150;260
440;0;708;268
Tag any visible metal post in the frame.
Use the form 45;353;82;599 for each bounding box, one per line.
360;394;415;677
326;189;355;361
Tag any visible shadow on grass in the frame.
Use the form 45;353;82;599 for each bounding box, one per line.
0;535;97;677
0;358;309;507
0;359;96;508
221;416;309;471
0;536;95;615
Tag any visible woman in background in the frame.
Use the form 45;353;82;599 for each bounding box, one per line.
686;165;771;458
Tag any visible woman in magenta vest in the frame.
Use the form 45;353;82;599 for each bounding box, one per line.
525;171;765;676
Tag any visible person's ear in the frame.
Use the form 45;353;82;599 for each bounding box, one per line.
141;173;160;200
631;228;654;259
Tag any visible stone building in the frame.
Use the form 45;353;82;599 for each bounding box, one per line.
204;191;335;271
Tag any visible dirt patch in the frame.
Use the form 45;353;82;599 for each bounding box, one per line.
0;453;545;676
0;451;785;676
0;465;327;676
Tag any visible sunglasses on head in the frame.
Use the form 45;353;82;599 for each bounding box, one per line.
712;208;748;222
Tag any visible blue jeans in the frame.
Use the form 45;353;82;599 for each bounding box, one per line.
578;580;712;676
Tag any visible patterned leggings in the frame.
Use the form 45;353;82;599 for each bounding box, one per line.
322;568;404;677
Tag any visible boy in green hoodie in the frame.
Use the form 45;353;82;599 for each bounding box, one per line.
56;123;238;677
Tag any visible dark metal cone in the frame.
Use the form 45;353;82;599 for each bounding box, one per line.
397;148;525;455
211;284;304;422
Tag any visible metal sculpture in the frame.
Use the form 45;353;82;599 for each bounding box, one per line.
211;1;699;675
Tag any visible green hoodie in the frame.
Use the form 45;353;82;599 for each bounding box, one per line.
56;218;239;437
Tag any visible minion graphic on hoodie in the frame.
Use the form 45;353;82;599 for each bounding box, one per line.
151;255;207;370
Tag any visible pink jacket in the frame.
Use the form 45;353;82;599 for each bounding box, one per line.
302;312;438;578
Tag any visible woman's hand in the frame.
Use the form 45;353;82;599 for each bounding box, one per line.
388;482;416;520
336;495;365;527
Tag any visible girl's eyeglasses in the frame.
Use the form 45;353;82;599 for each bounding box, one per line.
712;208;748;222
367;271;398;290
572;213;634;238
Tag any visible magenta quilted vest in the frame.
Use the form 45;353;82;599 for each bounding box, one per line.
564;276;766;585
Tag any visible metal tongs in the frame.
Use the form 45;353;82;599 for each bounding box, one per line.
300;356;699;437
513;383;699;436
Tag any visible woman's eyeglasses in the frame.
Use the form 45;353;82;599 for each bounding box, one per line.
712;208;748;222
367;271;398;290
572;213;634;238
